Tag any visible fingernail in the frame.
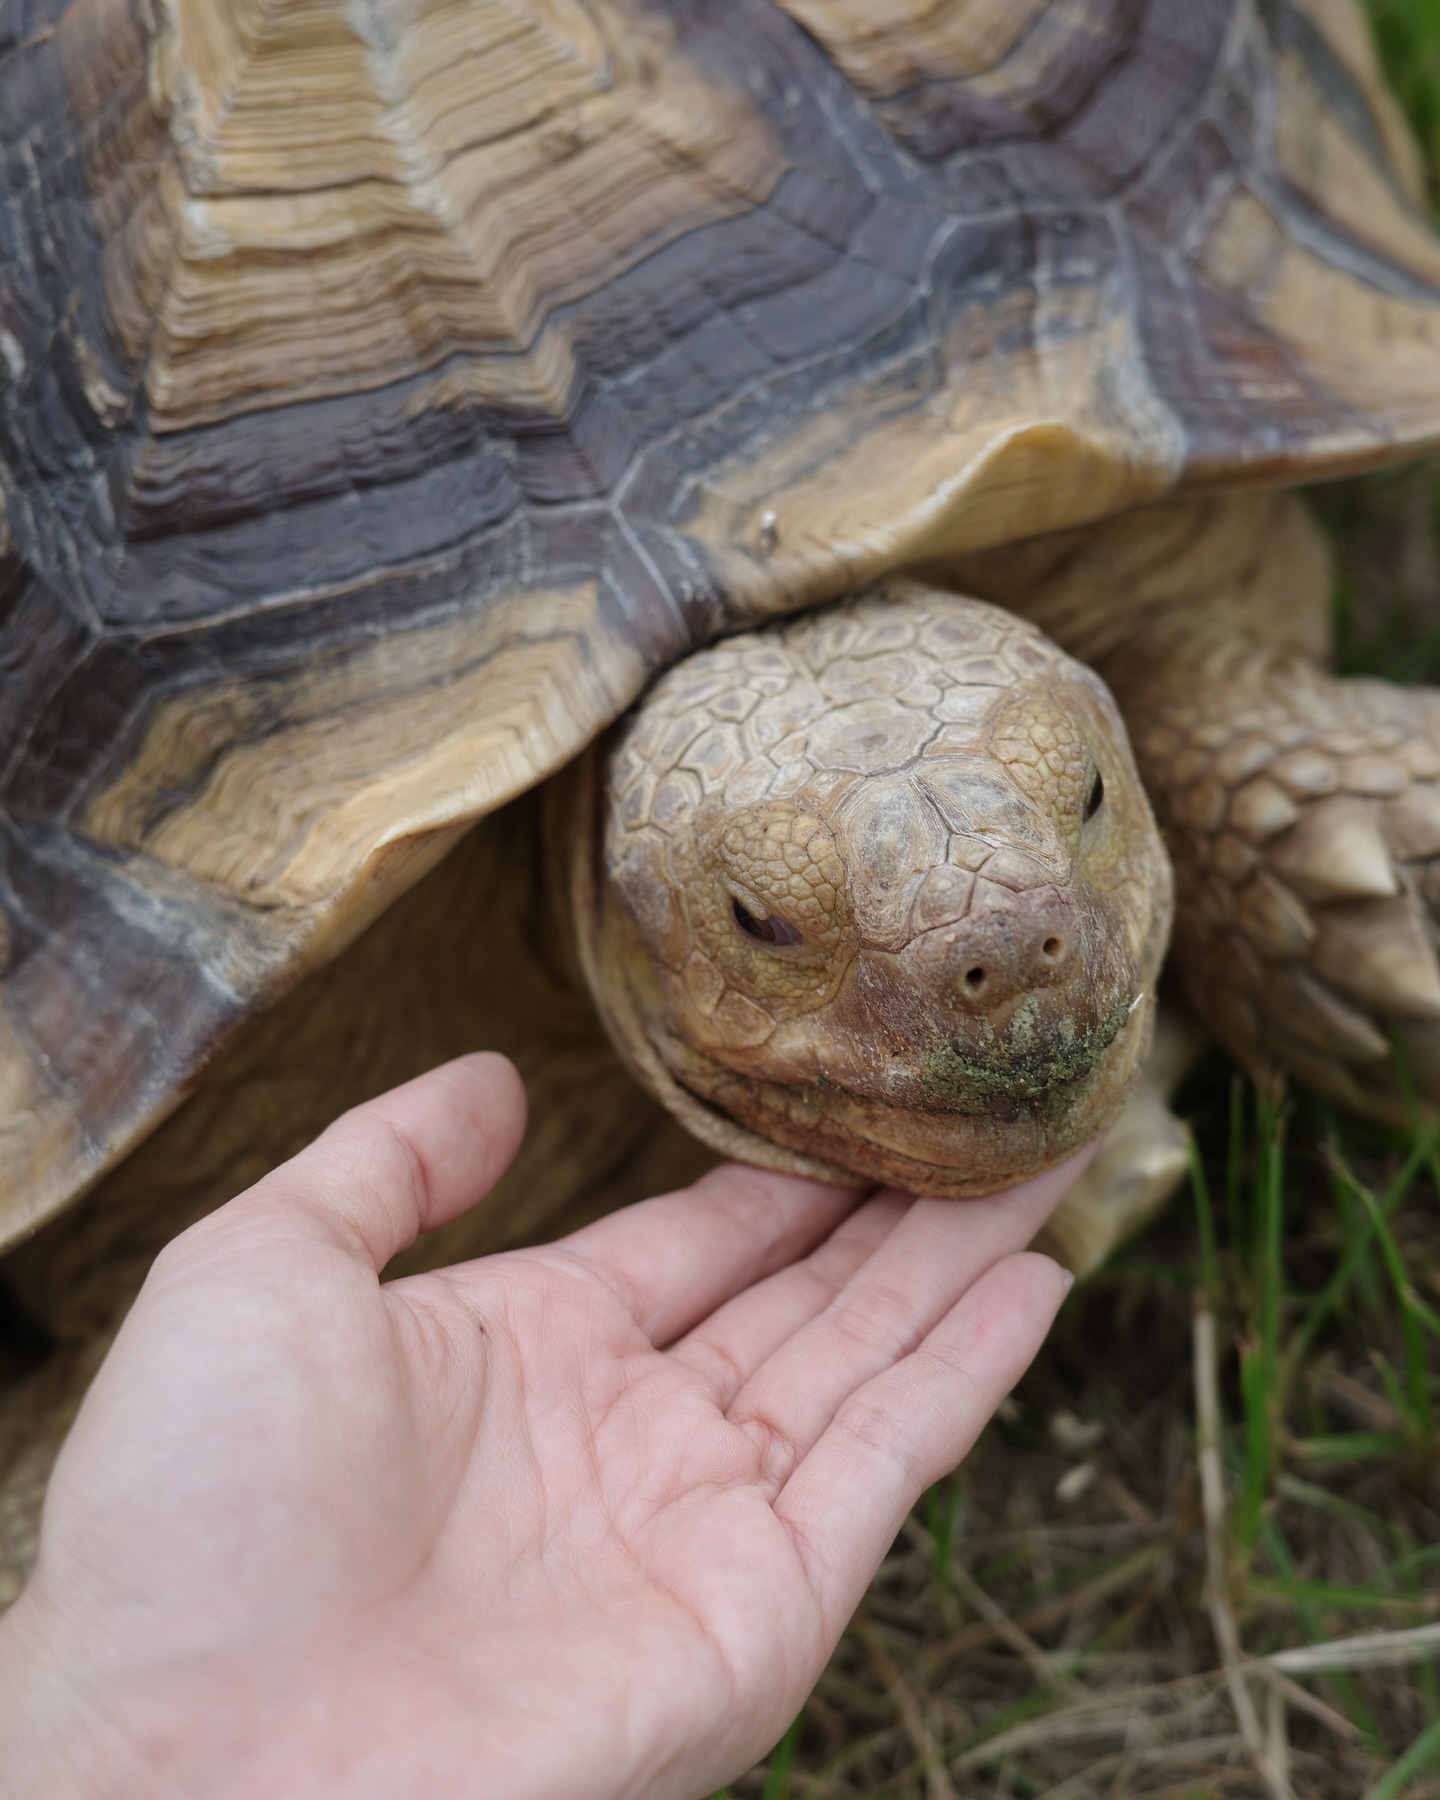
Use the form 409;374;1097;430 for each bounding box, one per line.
1061;1268;1076;1294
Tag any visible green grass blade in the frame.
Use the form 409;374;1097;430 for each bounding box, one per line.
923;1475;965;1594
1226;1075;1246;1252
1239;1343;1271;1553
1399;1281;1440;1346
1370;1350;1416;1430
1365;1717;1440;1800
1290;1432;1410;1464
1249;1574;1438;1614
1350;1181;1435;1441
1292;1123;1440;1369
1259;1100;1285;1384
758;1714;802;1800
1390;1544;1440;1583
1236;1100;1288;1551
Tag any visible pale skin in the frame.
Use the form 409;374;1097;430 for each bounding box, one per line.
0;1054;1082;1800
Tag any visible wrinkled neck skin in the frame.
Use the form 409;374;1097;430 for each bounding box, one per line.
572;581;1172;1197
934;489;1333;699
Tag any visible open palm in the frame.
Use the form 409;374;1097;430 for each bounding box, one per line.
1;1056;1079;1800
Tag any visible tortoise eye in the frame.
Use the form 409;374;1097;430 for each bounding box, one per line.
1084;770;1105;821
733;899;803;947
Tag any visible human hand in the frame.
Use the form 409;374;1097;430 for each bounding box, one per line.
0;1055;1083;1800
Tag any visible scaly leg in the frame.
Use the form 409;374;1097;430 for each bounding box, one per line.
954;489;1440;1127
1124;639;1440;1123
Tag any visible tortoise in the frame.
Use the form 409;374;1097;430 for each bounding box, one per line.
5;0;1440;1598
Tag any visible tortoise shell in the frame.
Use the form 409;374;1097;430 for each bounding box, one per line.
3;0;1440;1241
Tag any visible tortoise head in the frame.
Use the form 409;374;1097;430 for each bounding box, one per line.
575;584;1173;1195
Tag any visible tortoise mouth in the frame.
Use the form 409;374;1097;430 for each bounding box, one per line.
917;993;1136;1109
648;984;1152;1198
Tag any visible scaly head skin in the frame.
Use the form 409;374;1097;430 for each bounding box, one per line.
575;583;1173;1195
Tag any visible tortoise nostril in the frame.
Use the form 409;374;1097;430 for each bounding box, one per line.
939;916;1072;1007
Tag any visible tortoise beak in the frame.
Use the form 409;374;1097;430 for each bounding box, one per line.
918;992;1136;1109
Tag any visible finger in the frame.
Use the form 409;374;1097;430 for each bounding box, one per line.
231;1053;527;1273
725;1147;1089;1483
555;1163;866;1344
776;1252;1069;1636
667;1190;913;1405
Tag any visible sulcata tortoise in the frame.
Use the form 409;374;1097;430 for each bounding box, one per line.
4;0;1440;1595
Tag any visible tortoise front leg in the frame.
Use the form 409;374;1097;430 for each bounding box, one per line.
1038;1002;1202;1275
1124;639;1440;1123
955;488;1440;1128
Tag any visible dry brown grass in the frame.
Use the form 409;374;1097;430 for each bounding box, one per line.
719;1073;1440;1797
